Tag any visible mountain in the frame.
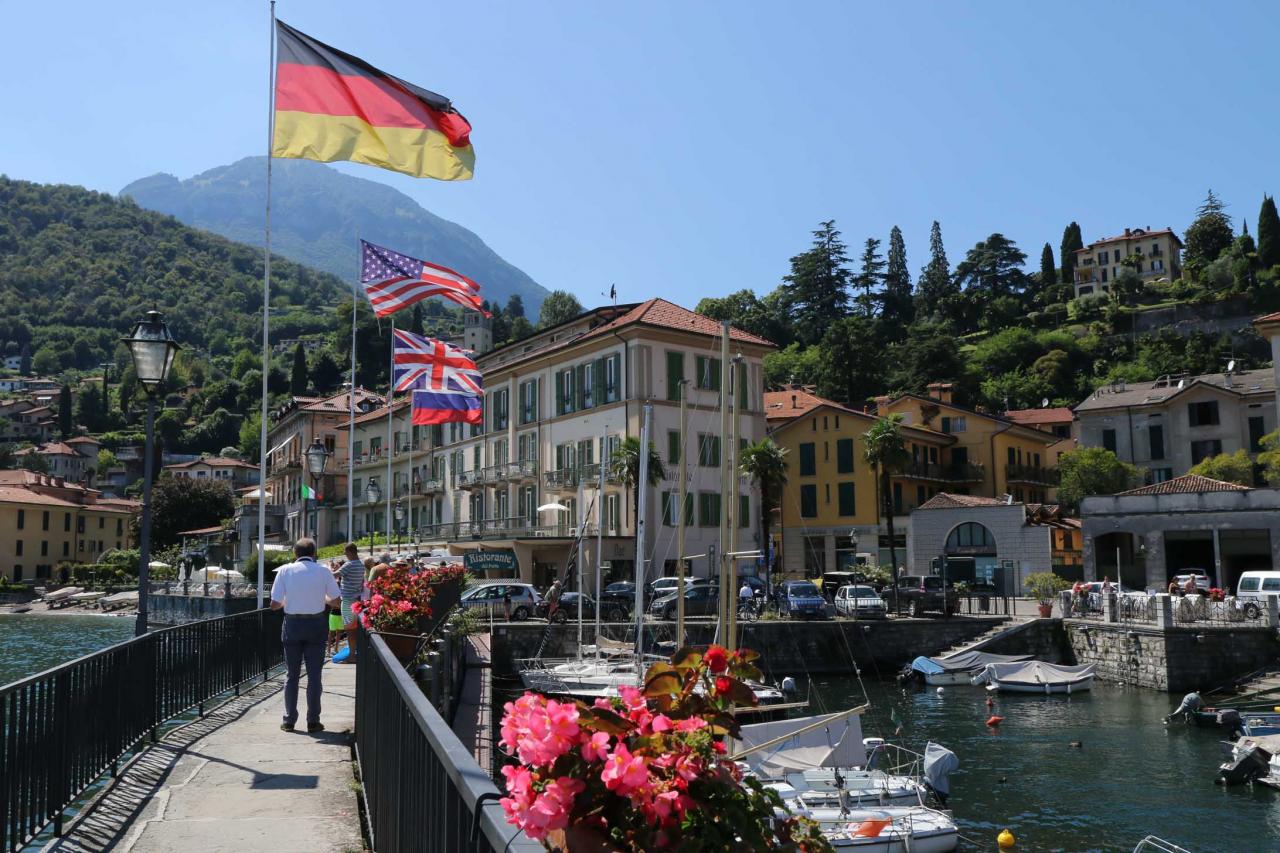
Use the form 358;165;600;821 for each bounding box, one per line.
120;157;547;314
0;175;346;368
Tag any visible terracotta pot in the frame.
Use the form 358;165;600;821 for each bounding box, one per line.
373;630;420;663
1037;602;1053;618
545;826;623;852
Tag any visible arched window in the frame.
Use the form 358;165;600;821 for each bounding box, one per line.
946;522;996;551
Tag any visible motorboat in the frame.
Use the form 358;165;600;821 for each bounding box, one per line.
972;660;1095;694
907;652;1032;686
43;587;84;609
767;795;958;851
99;590;139;611
69;591;106;605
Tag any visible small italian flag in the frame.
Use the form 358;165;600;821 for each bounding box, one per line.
301;483;317;500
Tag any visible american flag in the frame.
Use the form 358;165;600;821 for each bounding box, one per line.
360;240;489;317
392;328;483;395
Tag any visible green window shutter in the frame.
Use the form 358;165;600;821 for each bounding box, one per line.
666;352;684;401
594;358;606;405
684;493;694;526
668;430;681;466
695;356;707;390
711;358;722;391
555;372;565;414
799;443;816;476
738;363;748;411
575;364;587;409
662;491;674;526
838;482;856;517
711;437;721;467
800;485;817;518
836;438;854;473
739;494;749;528
698;493;708;526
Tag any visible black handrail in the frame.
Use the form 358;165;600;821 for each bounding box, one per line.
0;609;283;852
355;629;538;853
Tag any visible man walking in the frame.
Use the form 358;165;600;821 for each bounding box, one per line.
337;543;367;661
270;538;340;733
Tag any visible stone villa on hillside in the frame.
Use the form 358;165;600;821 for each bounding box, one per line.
1073;226;1183;298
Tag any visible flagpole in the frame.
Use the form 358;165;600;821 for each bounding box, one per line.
386;318;395;554
256;0;277;609
348;243;357;547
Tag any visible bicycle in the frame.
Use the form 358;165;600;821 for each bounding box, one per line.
737;598;759;622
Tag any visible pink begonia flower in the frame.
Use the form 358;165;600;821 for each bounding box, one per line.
674;753;703;782
601;743;650;795
499;694;581;766
674;716;708;732
580;731;611;762
651;789;682;821
397;600;413;612
528;777;584;834
649;714;673;733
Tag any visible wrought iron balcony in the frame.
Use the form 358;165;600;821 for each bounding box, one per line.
544;467;580;490
579;462;622;485
456;469;484;488
896;461;985;484
1005;464;1059;486
415;477;444;494
505;460;538;481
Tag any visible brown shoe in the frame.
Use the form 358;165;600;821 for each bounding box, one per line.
307;722;325;733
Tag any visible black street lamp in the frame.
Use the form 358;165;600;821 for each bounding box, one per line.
365;478;381;551
122;310;179;637
394;500;405;552
305;437;329;541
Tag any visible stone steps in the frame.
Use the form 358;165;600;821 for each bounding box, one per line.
939;619;1028;658
1214;667;1280;700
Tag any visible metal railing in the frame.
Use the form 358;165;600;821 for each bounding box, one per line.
0;609;284;852
1067;591;1266;627
355;630;537;853
1005;463;1059;486
504;460;537;481
897;461;985;483
543;467;580;489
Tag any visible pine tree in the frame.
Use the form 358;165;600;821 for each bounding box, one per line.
1059;222;1083;286
1039;243;1057;284
852;237;886;318
506;293;526;319
781;220;852;345
953;234;1028;307
58;384;72;438
289;342;308;396
881;226;914;329
1258;195;1280;269
19;343;31;377
1184;189;1234;267
916;221;953;312
410;303;425;336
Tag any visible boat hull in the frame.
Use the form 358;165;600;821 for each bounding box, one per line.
983;675;1094;694
922;671;974;686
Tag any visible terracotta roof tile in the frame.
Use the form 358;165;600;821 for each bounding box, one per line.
1117;474;1251;496
0;487;81;508
17;442;79;456
1003;407;1074;425
164;456;258;470
301;389;382;413
917;493;1011;510
65;436;100;444
764;388;851;420
1254;310;1280;325
1074;228;1182;250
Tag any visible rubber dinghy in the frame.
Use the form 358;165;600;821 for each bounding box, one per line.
973;660;1095;694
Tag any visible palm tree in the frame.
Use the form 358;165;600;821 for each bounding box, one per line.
739;438;788;596
610;437;667;530
862;414;910;614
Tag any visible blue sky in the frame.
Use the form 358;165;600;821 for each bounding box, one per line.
3;1;1279;311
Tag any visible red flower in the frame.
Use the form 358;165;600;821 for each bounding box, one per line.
704;645;729;673
714;676;732;695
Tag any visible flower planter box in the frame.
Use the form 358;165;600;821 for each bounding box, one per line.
415;578;464;637
374;630;420;663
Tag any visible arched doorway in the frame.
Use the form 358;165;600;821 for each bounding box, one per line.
941;522;999;589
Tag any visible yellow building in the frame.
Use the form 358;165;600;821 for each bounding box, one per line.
1073;226;1183;298
0;470;140;583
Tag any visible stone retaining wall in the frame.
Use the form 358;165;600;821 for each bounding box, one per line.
149;593;259;626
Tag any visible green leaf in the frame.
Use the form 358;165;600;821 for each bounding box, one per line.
671;646;703;669
643;663;682;697
583;707;633;736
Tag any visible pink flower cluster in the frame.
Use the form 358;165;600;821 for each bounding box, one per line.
500;694;582;766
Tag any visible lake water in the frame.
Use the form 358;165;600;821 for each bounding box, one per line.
0;614;134;685
815;675;1280;853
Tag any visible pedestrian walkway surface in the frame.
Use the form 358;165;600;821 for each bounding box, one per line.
46;661;363;853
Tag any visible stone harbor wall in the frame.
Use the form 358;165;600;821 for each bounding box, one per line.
490;616;1009;680
1065;622;1279;693
148;593;259;626
976;619;1072;663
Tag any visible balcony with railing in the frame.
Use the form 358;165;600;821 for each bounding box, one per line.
1005;463;1059;486
896;460;985;484
456;469;484;488
579;461;622;485
544;467;581;490
414;476;445;494
504;460;538;481
418;516;589;542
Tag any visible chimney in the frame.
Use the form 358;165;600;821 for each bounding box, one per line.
1124;227;1131;237
925;382;954;404
791;394;798;409
55;476;64;488
873;395;891;416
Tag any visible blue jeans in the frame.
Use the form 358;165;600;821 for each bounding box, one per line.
282;614;327;726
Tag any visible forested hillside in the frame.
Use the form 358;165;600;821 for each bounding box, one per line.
699;192;1280;412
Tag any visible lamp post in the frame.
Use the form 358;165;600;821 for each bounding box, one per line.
305;438;329;543
365;478;381;554
394;500;405;553
122;310;179;637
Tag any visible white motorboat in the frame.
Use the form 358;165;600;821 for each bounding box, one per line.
42;586;83;602
908;652;1032;686
69;591;106;604
768;795;958;852
972;660;1095;694
99;591;139;611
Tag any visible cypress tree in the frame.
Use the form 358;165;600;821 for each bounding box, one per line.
1060;222;1083;286
58;384;73;438
916;221;955;315
1258;195;1280;269
1039;243;1057;284
410;303;425;336
290;342;308;396
852;237;886;318
881;226;914;328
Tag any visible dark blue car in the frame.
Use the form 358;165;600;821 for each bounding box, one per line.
776;580;829;620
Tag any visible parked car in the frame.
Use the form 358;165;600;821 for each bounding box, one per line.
648;576;713;600
1236;571;1280;618
537;591;597;623
776;580;830;620
458;582;542;621
598;581;636;621
834;584;887;619
821;571;862;601
1172;571;1212;592
649;584;720;620
886;575;958;617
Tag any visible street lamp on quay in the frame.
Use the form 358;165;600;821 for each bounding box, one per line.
365;478;381;553
122;310;179;637
305;438;330;541
394;500;405;552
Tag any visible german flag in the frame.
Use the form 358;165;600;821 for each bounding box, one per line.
272;21;474;181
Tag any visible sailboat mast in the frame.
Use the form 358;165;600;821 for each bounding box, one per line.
634;403;652;676
717;323;731;639
675;380;688;643
727;353;741;654
595;422;606;664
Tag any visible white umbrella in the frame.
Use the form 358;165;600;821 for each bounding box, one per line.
538;502;570;512
148;560;170;569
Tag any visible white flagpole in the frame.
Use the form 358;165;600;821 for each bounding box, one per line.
256;0;277;609
347;241;358;547
385;318;395;554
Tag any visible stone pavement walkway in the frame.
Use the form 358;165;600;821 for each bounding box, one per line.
45;660;364;853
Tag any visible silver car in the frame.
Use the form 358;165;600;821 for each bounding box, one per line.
834;584;887;619
458;582;542;621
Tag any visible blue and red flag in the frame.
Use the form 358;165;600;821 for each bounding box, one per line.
392;328;484;425
360;239;489;318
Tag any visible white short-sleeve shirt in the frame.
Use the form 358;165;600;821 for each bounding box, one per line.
270;557;341;614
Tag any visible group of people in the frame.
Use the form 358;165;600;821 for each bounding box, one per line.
1166;576;1202;596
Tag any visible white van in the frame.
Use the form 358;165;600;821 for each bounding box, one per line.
1236;571;1280;618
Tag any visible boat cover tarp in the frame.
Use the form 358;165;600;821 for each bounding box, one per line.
922;742;959;797
912;651;1033;675
979;660;1095;685
733;712;867;775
